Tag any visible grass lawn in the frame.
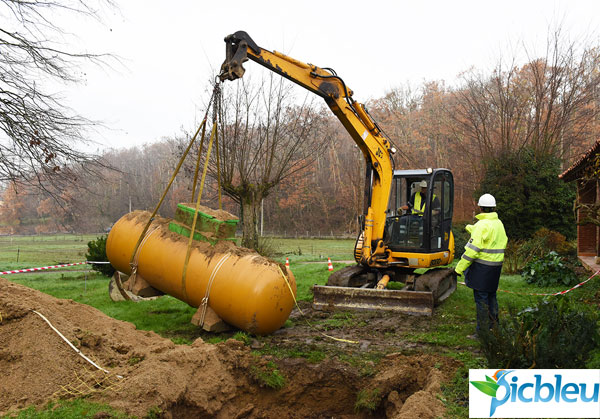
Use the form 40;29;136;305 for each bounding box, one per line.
0;234;101;271
2;234;600;419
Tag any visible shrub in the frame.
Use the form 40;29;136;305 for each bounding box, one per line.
503;228;576;274
521;251;579;287
531;228;575;256
477;148;576;240
452;221;471;258
85;235;115;277
254;236;281;259
479;297;600;368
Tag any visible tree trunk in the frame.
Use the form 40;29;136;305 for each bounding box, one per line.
241;195;261;250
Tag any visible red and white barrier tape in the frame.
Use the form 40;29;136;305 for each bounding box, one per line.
458;269;600;296
1;261;110;276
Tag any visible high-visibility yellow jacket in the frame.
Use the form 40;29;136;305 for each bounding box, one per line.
455;212;508;292
410;192;438;216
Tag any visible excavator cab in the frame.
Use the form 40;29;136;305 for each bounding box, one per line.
385;169;454;255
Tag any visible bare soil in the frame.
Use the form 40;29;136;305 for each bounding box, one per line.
0;278;461;418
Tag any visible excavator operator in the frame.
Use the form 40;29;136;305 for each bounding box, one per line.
400;180;440;217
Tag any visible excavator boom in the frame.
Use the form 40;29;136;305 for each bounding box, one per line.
221;31;393;265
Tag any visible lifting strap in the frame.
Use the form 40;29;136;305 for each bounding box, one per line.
181;82;223;300
181;120;218;299
128;83;221;275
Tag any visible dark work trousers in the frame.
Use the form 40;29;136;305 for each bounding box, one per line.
473;289;498;333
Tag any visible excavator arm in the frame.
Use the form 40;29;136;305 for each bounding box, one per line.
220;31;394;264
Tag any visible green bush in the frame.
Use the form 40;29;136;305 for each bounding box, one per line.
255;236;281;259
479;297;600;368
85;235;115;277
521;251;579;287
452;221;471;258
504;228;576;274
478;148;576;240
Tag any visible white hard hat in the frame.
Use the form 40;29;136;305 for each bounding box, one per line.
478;193;496;207
419;180;428;188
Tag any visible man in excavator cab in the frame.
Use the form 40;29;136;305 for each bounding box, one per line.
401;180;440;217
397;179;440;247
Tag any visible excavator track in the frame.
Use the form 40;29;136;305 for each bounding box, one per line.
327;265;373;287
414;267;457;304
313;267;456;316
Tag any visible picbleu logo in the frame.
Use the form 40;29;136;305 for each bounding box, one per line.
469;369;600;418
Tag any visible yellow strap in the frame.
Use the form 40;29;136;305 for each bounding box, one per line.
199;253;231;326
190;120;208;203
129;118;206;268
181;122;217;299
277;266;359;345
214;117;223;210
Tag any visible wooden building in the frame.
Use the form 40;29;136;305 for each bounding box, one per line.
559;140;600;261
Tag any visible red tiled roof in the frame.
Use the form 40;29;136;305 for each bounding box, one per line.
559;139;600;182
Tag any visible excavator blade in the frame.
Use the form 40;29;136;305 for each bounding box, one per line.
313;285;434;316
312;267;456;316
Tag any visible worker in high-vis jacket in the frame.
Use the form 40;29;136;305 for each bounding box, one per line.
454;194;508;337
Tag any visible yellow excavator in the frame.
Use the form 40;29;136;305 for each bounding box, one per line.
220;31;456;315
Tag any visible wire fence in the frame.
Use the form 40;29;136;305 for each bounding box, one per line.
0;233;358;263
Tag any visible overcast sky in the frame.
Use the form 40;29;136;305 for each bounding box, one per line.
58;0;600;150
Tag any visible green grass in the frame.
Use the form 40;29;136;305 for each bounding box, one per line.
249;360;286;390
267;237;356;262
321;311;356;329
354;388;381;413
403;270;600;348
2;399;131;419
0;234;100;270
285;261;332;301
253;342;328;363
336;352;384;377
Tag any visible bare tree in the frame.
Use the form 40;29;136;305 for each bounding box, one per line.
0;0;113;197
213;75;328;249
449;28;600;167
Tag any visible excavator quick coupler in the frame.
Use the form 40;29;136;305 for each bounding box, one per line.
220;31;261;81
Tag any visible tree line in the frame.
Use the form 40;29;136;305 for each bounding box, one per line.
0;23;598;242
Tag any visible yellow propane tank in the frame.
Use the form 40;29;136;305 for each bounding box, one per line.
106;211;296;335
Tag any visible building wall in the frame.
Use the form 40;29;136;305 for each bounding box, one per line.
577;179;598;256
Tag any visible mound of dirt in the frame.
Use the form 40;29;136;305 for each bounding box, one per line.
0;278;460;418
